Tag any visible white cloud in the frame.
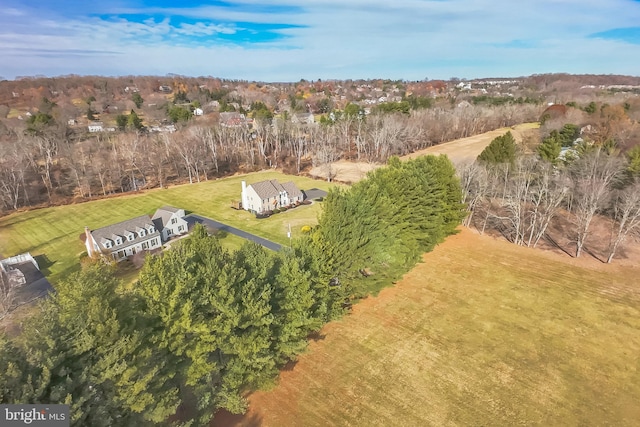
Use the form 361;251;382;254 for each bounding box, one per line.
1;0;640;80
175;22;237;37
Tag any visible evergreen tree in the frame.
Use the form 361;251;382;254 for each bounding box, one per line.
127;110;143;130
537;132;562;164
478;131;517;165
132;93;144;109
7;262;179;426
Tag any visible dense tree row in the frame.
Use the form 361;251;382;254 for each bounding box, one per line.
0;228;343;425
0;103;539;214
0;155;465;425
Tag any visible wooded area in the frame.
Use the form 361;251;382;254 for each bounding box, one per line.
459;117;640;262
0;103;538;215
0;156;464;426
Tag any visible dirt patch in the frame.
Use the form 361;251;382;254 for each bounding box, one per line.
307;160;380;184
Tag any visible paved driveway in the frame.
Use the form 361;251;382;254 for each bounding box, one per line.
185;214;282;251
303;188;328;200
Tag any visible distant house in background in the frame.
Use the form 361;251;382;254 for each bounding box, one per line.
292;113;315;125
219;112;247;127
152;206;189;241
193;107;204;116
84;207;188;261
88;122;103;133
67;118;77;126
241;179;304;214
159;85;172;93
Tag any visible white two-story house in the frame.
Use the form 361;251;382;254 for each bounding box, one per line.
152;206;189;241
84;206;188;261
84;216;161;261
241;179;304;214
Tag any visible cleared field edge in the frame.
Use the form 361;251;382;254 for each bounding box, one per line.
309;122;540;182
220;227;640;427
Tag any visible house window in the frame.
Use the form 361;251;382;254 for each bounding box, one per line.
148;226;155;233
127;233;134;241
104;241;112;249
171;218;177;224
142;242;148;250
139;229;146;237
115;238;122;245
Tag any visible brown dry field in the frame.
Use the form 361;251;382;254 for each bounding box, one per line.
214;227;640;427
401;122;539;163
307;123;539;183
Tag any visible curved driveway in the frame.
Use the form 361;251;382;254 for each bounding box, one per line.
185;214;282;251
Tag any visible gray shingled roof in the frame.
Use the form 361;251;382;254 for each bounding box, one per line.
281;181;302;198
151;206;181;232
249;179;302;200
90;215;160;251
249;180;282;200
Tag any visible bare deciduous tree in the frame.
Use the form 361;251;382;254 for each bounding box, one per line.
457;161;488;227
571;150;623;258
525;164;569;248
607;182;640;263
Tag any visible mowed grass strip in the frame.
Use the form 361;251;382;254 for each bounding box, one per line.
0;171;336;283
232;228;640;427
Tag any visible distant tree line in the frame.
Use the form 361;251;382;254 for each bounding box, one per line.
0;155;465;425
0;103;539;215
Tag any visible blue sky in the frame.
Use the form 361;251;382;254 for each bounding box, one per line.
1;0;639;81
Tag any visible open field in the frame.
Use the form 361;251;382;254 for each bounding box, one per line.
218;227;640;427
0;171;337;283
308;123;539;183
402;122;540;163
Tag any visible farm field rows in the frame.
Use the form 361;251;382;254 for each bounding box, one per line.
218;227;640;427
0;171;336;283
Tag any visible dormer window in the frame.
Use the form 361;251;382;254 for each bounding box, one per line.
103;241;112;249
148;226;155;233
115;237;122;245
139;229;146;237
127;233;134;241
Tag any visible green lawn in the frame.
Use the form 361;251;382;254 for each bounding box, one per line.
226;228;640;427
0;171;337;284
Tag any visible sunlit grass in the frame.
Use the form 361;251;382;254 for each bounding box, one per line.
0;170;337;283
237;229;640;427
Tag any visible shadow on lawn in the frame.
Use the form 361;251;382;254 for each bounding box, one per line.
34;254;55;277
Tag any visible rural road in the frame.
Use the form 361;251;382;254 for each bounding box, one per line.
185;214;282;251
